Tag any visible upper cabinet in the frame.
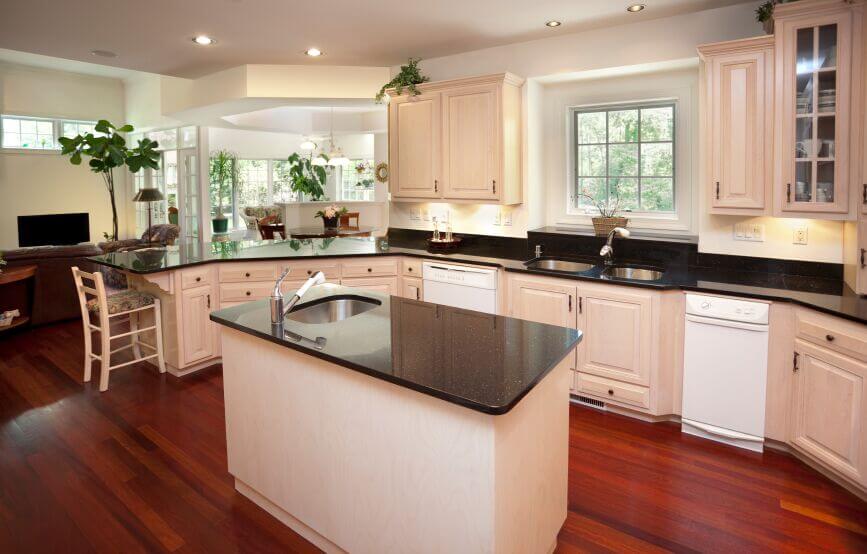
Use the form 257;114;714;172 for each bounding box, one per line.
699;0;864;220
700;37;775;214
774;0;863;218
388;73;524;204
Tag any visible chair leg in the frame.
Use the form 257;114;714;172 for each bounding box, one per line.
99;329;111;392
153;300;167;374
130;312;142;359
82;320;93;383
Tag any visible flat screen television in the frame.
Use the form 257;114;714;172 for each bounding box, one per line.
17;213;90;247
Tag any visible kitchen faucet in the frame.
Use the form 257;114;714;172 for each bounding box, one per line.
599;227;631;266
271;269;326;325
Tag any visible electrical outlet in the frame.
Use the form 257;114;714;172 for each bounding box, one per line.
422;209;430;221
409;208;421;221
503;211;513;226
493;210;502;226
733;223;765;242
793;225;808;245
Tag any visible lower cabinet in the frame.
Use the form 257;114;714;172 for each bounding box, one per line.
400;276;423;300
340;276;399;296
181;285;216;365
791;338;867;489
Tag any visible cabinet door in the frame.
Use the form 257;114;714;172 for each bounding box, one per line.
181;285;215;365
792;340;867;487
389;93;441;198
442;84;501;200
709;48;772;211
401;276;423;301
577;284;654;386
776;11;855;216
341;276;398;296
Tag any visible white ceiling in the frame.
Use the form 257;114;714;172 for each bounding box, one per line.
0;0;751;78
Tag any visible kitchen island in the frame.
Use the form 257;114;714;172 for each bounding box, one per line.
210;284;581;553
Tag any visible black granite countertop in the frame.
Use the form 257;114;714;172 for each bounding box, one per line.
209;283;582;415
89;235;867;324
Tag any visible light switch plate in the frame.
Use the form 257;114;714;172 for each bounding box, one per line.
422;209;430;221
793;225;808;245
409;208;421;221
493;210;502;226
733;223;765;242
503;211;513;226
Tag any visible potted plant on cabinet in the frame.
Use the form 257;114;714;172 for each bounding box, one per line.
58;120;160;241
375;58;430;103
209;150;237;234
580;193;629;237
287;151;328;201
314;205;347;229
756;0;798;35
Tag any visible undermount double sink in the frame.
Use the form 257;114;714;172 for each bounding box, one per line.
524;257;665;282
285;296;380;324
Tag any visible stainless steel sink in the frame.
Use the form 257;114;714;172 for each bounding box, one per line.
285;296;380;324
525;258;595;273
602;266;665;281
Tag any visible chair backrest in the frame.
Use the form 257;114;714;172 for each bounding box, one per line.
340;212;360;229
71;266;109;324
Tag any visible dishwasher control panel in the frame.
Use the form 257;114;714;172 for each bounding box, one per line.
685;294;769;325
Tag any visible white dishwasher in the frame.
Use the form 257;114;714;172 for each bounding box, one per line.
422;262;498;314
681;293;770;452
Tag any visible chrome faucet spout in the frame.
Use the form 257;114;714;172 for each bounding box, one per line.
600;227;631;266
282;271;326;319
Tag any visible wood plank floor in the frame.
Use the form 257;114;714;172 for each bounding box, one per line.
0;321;865;553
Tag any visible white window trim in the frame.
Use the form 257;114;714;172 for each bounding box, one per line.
1;114;102;153
557;92;697;235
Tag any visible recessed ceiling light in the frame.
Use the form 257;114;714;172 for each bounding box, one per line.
305;47;323;57
90;49;117;58
545;20;562;27
192;35;216;46
626;4;646;12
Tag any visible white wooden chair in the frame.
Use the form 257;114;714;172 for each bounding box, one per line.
71;266;166;391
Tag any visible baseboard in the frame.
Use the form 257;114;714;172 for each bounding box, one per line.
165;358;221;377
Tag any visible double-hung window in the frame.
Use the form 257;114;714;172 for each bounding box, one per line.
573;103;675;214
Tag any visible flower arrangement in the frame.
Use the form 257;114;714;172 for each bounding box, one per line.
315;204;348;229
355;161;369;174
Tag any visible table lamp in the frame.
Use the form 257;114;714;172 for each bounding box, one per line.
132;187;165;243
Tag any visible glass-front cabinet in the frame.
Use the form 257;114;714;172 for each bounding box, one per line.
775;0;862;218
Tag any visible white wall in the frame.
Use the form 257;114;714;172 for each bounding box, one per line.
0;62;128;249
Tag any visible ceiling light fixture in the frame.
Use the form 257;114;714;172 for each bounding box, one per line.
326;108;349;167
192;35;216;45
299;139;317;150
626;4;645;12
545;20;562;27
90;49;117;58
305;47;323;57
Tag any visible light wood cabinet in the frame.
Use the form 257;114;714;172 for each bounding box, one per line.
388;73;524;204
699;36;774;214
577;283;655;387
400;276;423;301
774;0;862;218
791;338;867;488
388;92;442;199
340;276;398;296
181;285;215;365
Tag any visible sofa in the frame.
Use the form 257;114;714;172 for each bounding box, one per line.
2;243;102;325
240;206;282;230
98;224;180;288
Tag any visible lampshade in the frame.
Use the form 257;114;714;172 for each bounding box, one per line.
132;187;165;202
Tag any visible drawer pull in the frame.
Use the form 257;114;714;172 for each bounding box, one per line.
307;270;312;275
367;268;372;272
408;267;413;272
196;277;201;282
826;334;835;342
608;389;614;395
245;272;251;277
246;291;251;296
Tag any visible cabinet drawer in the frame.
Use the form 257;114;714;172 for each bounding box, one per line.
402;258;422;277
576;372;650;410
340;258;398;278
219;262;277;283
280;260;340;281
219;281;275;302
796;309;867;363
341;276;398;296
181;267;212;289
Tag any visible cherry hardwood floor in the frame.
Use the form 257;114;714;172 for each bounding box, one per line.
0;321;865;553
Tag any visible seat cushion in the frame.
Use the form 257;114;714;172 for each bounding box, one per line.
87;290;155;314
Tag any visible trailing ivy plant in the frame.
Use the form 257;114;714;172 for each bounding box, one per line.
58;120;160;240
287;152;328;200
756;0;797;24
375;58;430;103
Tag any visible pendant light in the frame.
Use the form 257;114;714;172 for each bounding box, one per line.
325;108;349;167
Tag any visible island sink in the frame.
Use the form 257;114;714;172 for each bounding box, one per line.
284;295;380;324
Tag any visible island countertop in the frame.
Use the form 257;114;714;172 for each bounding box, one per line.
209;283;582;415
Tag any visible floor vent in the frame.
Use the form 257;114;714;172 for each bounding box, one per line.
572;395;606;410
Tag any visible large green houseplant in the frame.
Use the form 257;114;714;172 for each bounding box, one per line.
287;151;328;200
59;120;160;241
209;150;238;233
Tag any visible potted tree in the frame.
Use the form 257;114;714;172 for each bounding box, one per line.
209;150;237;233
287;151;328;200
58;120;160;240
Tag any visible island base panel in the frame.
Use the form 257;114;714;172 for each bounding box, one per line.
221;328;571;553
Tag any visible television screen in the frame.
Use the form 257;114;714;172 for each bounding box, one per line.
17;213;90;247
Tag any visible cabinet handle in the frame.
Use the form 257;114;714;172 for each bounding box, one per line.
715;181;720;200
434;180;438;193
367;267;373;272
408;267;413;272
793;351;799;372
578;297;583;314
861;248;866;268
246;291;251;296
786;183;792;203
416;288;420;301
245;272;250;277
207;294;211;309
607;389;614;396
863;183;866;204
826;334;835;342
196;276;201;282
492;180;497;194
568;295;572;312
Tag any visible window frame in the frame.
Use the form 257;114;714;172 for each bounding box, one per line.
1;114;105;153
572;101;676;215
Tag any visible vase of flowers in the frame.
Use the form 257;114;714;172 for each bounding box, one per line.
315;204;348;229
